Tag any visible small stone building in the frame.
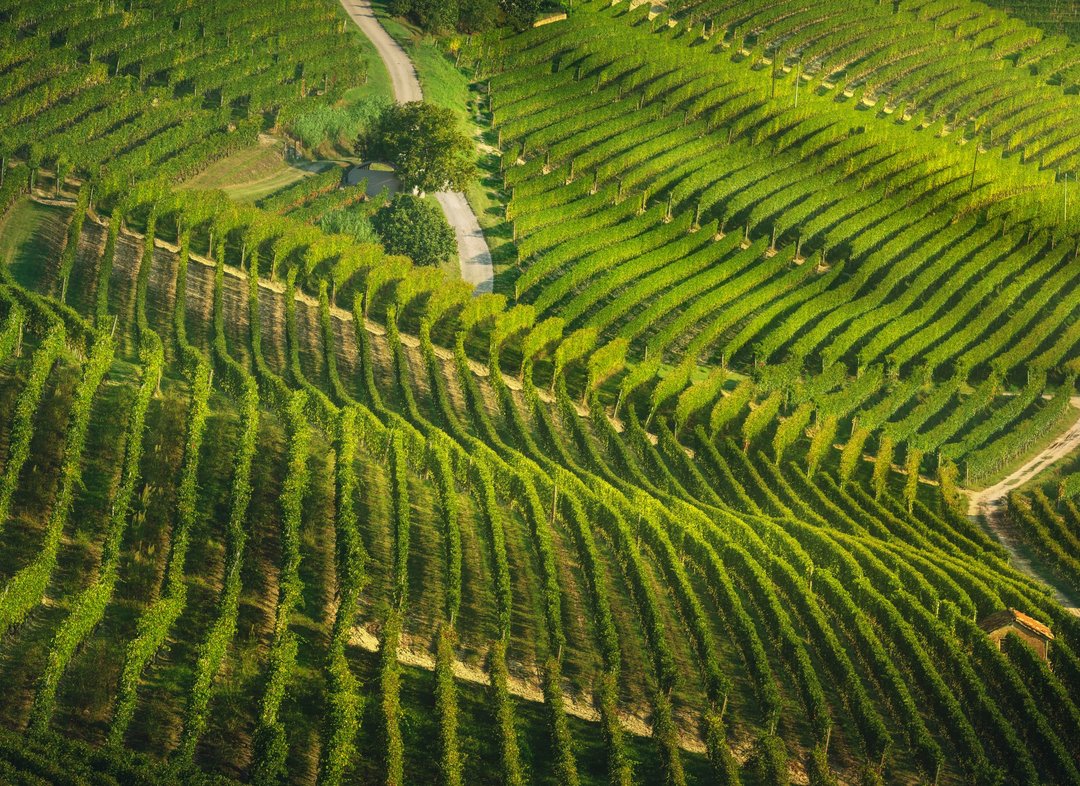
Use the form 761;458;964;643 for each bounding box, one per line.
978;608;1054;661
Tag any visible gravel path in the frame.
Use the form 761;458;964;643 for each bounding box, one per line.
339;0;494;293
966;397;1080;615
967;397;1080;515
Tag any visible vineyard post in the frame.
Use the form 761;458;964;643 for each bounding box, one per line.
794;62;801;108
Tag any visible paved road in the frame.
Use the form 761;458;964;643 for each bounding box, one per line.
339;0;494;293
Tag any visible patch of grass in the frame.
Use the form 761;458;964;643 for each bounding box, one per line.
0;198;67;289
342;22;395;106
181;139;338;205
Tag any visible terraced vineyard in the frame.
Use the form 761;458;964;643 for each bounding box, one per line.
477;0;1080;489
1;0;1080;784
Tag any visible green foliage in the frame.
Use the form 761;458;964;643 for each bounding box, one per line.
872;434;895;499
709;379;754;438
430;443;462;624
585;336;628;400
258;167;344;214
0;331;112;638
253;392;311;786
389;0;461;32
742;390;783;450
371;102;475;193
746;734;789;786
805;414;838;478
541;658;580;786
551;326;598;389
389;430;411;607
380;612;405;786
704;711;741;786
0;302;24;362
318;408;367;786
177;252;261;764
57;186;89;297
372;193;457;266
30;332;162;733
773;402;813;463
488;639;526;786
674;367;726;436
647;360;694;425
434;629;463;786
0;326;65;533
285;97;390;150
839;426;871;486
319;208;379;245
110;355;211;745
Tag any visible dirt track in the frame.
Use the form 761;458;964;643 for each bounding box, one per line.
338;0;495;293
966;397;1080;614
967;397;1080;515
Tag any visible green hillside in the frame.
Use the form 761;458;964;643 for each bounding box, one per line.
0;0;1079;784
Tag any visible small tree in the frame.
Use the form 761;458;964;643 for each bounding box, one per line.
369;102;475;194
372;193;457;266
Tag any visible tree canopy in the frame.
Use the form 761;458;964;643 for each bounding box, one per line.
368;102;475;194
372;193;457;266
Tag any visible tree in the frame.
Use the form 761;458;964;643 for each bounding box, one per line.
369;102;475;194
372;193;457;266
500;0;543;29
389;0;459;31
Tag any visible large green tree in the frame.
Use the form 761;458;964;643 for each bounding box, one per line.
372;193;457;266
369;102;475;194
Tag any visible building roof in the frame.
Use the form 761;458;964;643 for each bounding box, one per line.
978;608;1054;641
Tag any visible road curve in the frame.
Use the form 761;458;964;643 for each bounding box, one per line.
967;397;1080;516
966;397;1080;614
339;0;494;293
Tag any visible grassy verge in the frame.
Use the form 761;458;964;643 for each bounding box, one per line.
342;15;395;105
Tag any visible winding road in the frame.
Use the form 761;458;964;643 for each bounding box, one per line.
966;397;1080;614
340;0;495;293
